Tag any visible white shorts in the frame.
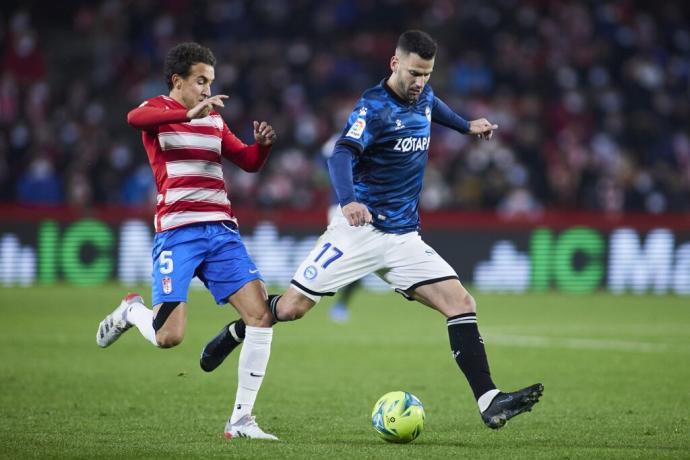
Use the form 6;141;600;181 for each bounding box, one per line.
291;212;458;302
327;204;341;223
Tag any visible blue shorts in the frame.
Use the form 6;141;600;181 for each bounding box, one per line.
151;222;261;306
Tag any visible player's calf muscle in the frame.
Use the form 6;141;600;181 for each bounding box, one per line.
156;328;185;348
153;301;186;348
155;318;185;348
276;290;314;321
279;306;307;321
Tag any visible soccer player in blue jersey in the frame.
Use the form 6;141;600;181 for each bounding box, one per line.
201;30;543;429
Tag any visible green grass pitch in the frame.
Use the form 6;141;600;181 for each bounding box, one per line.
0;285;688;459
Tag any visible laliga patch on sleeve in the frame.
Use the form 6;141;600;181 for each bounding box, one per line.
346;118;366;139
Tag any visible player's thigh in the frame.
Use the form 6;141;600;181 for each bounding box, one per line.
291;216;384;302
411;279;476;317
380;233;464;314
151;226;207;307
197;223;263;306
227;279;272;327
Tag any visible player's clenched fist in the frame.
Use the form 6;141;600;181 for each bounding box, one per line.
342;202;372;227
254;121;277;146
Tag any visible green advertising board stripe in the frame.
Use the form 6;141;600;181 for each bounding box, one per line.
1;218;689;295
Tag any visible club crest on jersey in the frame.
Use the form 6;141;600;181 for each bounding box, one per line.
346;118;366;139
425;106;431;121
358;107;368;116
393;136;430;153
162;276;173;294
303;265;318;280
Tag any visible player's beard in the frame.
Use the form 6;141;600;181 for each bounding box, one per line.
406;84;421;103
398;82;421;104
390;76;420;103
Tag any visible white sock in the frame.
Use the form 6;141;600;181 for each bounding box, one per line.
478;389;501;413
230;326;273;424
126;302;158;346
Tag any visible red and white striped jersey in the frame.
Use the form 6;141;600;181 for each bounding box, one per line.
127;95;271;232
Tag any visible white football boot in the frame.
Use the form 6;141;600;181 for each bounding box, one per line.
96;293;142;348
224;415;278;440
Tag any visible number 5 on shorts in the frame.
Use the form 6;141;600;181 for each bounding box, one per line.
159;250;174;274
314;243;343;269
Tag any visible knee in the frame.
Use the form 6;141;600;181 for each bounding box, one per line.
244;308;274;327
460;292;477;314
446;292;476;317
156;330;184;348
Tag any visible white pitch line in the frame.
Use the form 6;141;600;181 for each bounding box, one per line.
286;333;689;354
485;334;687;354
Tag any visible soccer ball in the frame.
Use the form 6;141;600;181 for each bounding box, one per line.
371;391;425;443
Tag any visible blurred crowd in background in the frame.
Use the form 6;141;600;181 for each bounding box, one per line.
1;0;689;215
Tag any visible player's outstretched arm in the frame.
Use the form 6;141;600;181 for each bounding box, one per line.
431;97;498;140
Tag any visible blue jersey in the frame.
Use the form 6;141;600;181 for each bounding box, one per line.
335;80;434;234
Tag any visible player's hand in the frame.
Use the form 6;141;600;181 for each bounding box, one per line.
341;202;372;227
468;118;498;140
254;121;277;146
186;95;229;119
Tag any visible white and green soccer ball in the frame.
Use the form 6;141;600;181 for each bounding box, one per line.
371;391;425;443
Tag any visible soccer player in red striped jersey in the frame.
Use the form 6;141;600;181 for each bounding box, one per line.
96;42;278;440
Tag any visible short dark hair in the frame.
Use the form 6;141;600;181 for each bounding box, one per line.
396;30;437;60
164;42;216;90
